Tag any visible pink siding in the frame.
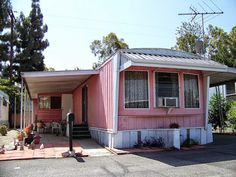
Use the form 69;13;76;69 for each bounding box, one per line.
118;66;205;130
73;59;113;129
33;93;63;123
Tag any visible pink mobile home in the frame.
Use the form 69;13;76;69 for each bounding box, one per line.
22;48;236;149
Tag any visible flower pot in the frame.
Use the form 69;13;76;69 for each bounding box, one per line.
17;134;24;141
37;122;43;128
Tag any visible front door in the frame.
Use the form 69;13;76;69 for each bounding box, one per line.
62;94;73;120
82;86;88;124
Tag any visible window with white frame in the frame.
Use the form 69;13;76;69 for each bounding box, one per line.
125;71;149;108
184;74;199;108
155;72;179;107
39;96;61;109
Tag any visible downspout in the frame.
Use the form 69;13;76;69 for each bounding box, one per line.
112;51;121;134
204;76;210;130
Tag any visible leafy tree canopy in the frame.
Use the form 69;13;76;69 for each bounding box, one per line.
175;22;236;67
14;0;49;82
90;32;128;69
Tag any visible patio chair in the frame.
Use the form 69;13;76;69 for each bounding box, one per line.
44;122;52;133
51;122;62;135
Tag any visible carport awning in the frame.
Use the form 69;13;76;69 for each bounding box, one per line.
204;67;236;87
22;70;99;99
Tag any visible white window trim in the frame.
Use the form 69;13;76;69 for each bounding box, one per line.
154;71;180;108
123;70;150;109
183;73;201;109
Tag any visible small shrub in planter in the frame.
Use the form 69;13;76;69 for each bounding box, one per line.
169;123;180;128
134;137;165;148
0;125;7;136
181;138;199;147
150;137;165;148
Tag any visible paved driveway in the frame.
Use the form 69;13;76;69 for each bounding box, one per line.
0;134;235;177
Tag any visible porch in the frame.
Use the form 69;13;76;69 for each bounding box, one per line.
0;131;112;161
20;70;98;131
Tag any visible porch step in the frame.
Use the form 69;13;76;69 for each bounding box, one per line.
72;124;91;139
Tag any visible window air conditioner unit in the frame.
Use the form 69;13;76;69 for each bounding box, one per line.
158;97;178;107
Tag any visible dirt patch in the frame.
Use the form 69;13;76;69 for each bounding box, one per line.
0;130;18;146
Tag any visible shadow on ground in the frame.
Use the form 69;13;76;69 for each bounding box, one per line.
135;134;236;167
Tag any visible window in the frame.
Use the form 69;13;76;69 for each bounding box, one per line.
184;74;199;108
39;96;61;109
226;82;236;95
125;71;149;108
155;72;179;107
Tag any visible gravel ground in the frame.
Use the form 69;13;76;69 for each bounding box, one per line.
0;130;19;147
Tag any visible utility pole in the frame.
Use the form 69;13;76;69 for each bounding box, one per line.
7;9;16;85
178;4;223;55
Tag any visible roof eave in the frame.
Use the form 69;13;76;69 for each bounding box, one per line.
21;70;99;78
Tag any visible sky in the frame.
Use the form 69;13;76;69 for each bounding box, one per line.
12;0;236;70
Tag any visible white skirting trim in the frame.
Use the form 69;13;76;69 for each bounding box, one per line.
89;124;213;149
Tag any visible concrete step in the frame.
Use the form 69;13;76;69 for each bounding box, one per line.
73;134;91;139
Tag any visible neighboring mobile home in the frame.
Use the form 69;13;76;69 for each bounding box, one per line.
21;48;236;149
0;90;9;126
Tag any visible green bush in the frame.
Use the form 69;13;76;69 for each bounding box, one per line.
227;101;236;130
0;125;7;136
209;93;231;130
181;138;198;147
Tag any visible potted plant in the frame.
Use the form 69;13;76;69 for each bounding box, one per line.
37;120;44;128
0;125;7;136
169;123;180;128
24;123;33;135
16;131;25;141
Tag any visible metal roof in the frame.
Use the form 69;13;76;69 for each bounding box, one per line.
120;48;227;72
22;70;99;99
121;48;204;59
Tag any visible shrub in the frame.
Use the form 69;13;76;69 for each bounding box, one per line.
134;137;165;148
227;101;236;130
209;93;230;131
0;125;7;136
169;123;180;128
181;138;199;147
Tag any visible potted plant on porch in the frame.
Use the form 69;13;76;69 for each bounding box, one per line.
36;120;44;129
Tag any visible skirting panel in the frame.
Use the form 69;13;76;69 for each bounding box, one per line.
89;125;213;149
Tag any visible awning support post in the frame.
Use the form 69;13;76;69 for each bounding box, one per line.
20;79;23;130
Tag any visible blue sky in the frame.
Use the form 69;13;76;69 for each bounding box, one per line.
12;0;236;70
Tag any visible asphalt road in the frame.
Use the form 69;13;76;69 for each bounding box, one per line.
0;134;236;177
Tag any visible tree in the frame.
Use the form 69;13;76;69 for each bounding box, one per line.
45;66;55;71
15;0;49;82
90;32;128;69
208;25;235;67
209;92;231;131
227;101;236;130
0;0;11;76
175;22;206;54
175;22;236;68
